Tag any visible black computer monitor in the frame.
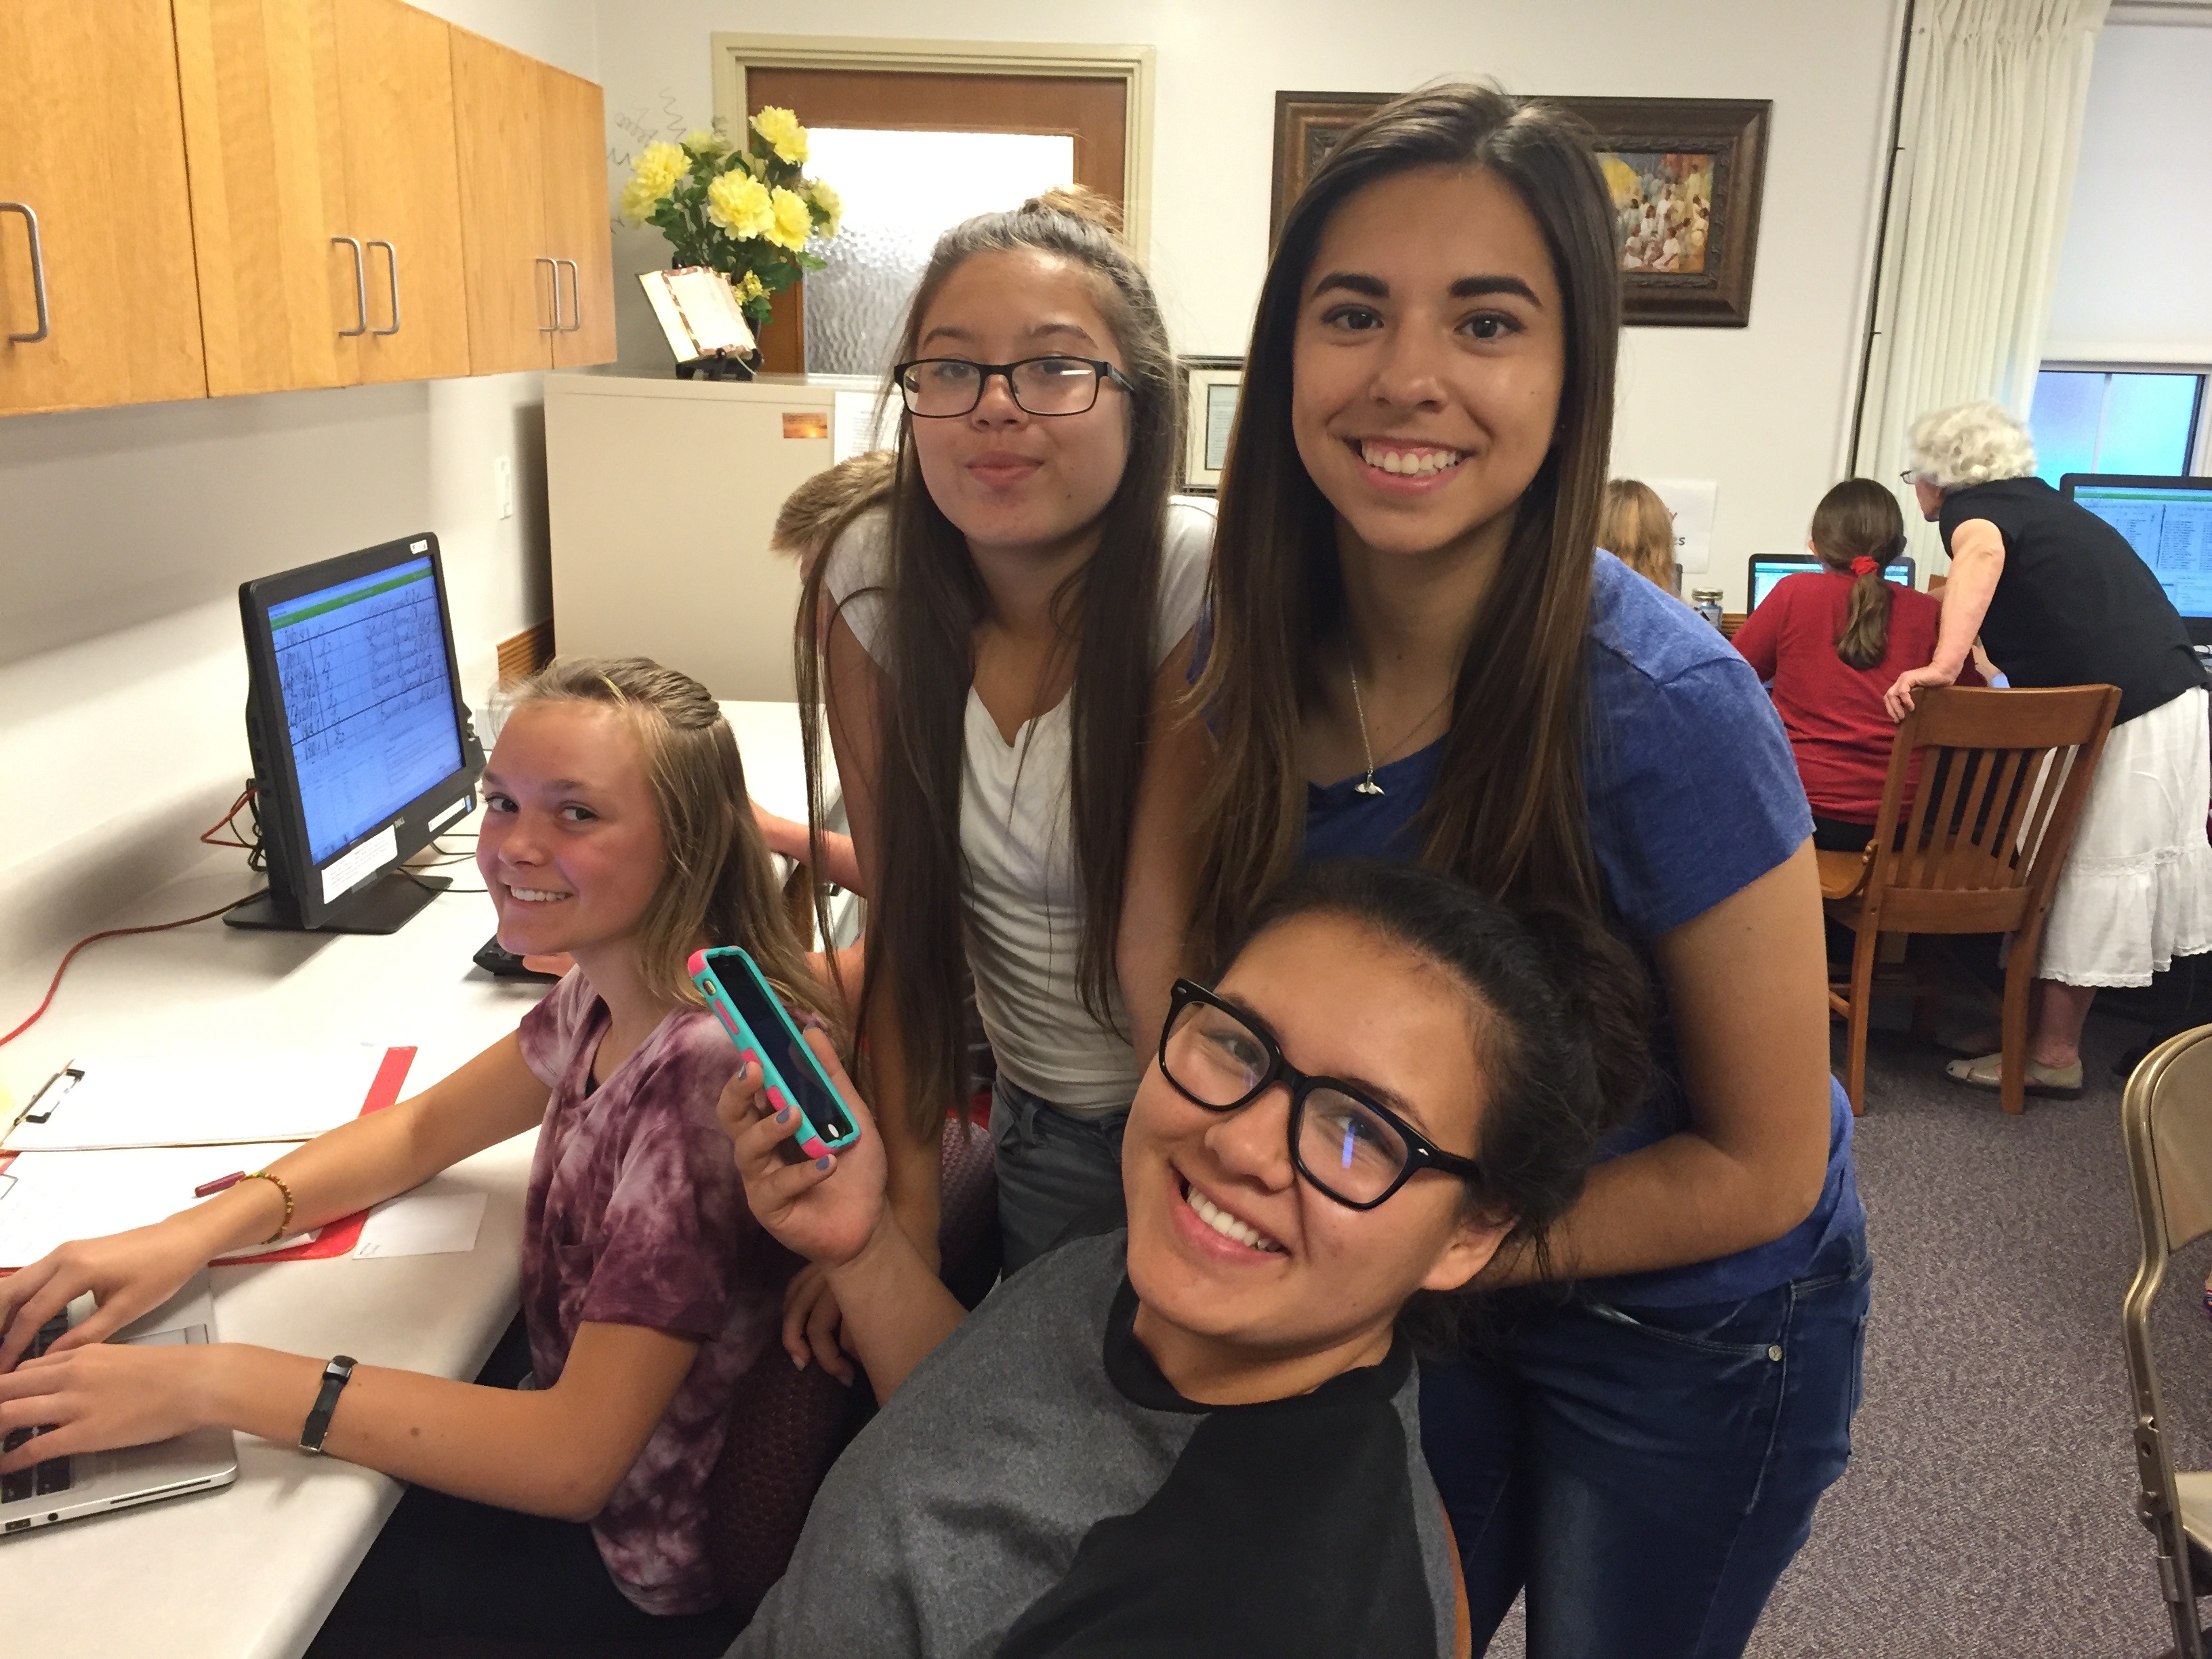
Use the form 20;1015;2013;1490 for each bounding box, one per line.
226;533;483;935
1746;554;1917;610
2061;474;2212;644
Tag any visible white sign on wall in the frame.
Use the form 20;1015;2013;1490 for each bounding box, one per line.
1645;478;1719;575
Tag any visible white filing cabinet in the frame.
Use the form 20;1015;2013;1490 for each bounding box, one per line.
544;371;844;699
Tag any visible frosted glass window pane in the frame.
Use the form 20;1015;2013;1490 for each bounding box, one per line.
2030;370;2103;485
2100;372;2200;476
803;129;1076;377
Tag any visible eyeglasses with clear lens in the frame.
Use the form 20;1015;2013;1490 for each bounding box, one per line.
1158;980;1484;1210
893;355;1132;418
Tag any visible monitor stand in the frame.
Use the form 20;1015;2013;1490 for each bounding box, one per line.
226;871;449;936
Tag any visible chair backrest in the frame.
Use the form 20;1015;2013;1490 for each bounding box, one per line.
2121;1025;2212;1623
1857;684;2121;937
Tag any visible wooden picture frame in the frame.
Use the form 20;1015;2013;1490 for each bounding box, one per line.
1269;92;1771;327
1179;356;1243;495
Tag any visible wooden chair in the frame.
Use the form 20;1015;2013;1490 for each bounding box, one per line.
1822;684;2119;1115
2121;1025;2212;1659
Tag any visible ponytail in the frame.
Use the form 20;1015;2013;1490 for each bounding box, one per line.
1811;478;1906;670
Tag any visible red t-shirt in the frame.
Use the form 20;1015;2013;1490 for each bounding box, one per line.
1729;571;1982;824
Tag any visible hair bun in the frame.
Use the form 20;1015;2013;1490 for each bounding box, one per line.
1023;184;1123;237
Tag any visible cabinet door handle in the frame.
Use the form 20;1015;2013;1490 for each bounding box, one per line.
556;258;581;331
367;239;400;336
0;202;50;344
535;255;558;333
333;235;368;337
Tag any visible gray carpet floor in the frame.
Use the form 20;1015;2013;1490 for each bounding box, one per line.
1487;1006;2206;1658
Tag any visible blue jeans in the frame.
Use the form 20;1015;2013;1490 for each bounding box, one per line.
1422;1224;1870;1658
988;1076;1129;1274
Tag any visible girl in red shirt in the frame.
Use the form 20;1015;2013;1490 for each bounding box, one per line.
1732;478;1980;851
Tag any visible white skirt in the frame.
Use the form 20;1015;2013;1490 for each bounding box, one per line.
2039;684;2212;987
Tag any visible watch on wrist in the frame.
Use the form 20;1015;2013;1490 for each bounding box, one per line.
299;1355;356;1455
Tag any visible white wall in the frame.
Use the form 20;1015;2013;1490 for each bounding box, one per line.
594;0;1908;606
0;0;597;964
2043;18;2212;363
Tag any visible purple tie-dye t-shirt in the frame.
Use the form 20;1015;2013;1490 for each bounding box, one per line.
517;968;798;1614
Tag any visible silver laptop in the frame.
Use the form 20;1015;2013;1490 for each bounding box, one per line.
1;1271;239;1535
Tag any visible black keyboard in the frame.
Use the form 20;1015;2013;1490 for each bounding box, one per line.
1;1315;74;1505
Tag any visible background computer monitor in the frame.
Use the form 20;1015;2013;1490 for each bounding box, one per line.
226;533;483;935
2060;474;2212;644
1746;554;1917;610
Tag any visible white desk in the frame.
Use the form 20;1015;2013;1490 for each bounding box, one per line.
1;701;820;1658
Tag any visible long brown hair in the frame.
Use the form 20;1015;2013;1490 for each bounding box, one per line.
1600;479;1676;592
1191;83;1623;970
1810;478;1906;670
795;188;1183;1134
500;656;834;1029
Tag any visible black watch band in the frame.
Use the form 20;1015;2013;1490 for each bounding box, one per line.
300;1355;356;1455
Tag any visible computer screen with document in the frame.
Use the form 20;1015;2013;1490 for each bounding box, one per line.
2062;474;2212;632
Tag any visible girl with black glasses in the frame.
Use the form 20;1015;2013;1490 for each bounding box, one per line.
716;859;1647;1658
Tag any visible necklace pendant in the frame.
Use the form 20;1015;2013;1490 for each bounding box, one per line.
1355;778;1387;797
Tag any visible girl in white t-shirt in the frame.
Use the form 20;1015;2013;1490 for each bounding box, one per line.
783;187;1210;1376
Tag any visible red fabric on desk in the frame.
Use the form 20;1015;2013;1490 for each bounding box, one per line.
1729;571;1984;824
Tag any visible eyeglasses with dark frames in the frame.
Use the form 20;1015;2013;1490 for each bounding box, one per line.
893;356;1134;419
1156;979;1486;1211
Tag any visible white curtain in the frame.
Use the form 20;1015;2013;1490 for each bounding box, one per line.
1856;0;2110;562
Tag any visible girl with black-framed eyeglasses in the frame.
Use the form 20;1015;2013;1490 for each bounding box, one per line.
716;859;1649;1658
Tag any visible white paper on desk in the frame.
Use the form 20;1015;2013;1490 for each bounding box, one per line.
0;1144;306;1268
352;1183;487;1259
5;1045;388;1151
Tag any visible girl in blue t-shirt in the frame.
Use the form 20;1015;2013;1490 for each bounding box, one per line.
1159;84;1869;1655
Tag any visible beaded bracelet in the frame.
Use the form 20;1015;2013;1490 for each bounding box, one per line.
245;1170;295;1244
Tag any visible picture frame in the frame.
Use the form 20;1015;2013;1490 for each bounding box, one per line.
1179;356;1243;495
1268;92;1771;327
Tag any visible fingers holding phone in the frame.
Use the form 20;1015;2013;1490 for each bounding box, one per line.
718;1040;887;1271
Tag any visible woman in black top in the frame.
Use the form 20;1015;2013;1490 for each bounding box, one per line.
1886;400;2212;1096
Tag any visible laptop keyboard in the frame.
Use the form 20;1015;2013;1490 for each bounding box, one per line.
1;1315;74;1506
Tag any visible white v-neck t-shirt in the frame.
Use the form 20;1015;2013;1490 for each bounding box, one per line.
823;498;1214;1114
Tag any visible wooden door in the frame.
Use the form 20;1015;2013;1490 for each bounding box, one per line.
173;0;359;396
541;66;615;368
0;0;206;415
331;0;469;382
742;68;1128;375
451;27;552;375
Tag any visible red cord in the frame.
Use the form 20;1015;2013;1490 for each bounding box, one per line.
200;786;255;851
0;893;263;1049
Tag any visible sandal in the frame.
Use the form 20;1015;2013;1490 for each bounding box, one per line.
1942;1052;2083;1099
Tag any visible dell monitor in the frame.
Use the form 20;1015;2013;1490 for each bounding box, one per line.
226;533;483;935
1746;554;1917;610
2061;474;2212;644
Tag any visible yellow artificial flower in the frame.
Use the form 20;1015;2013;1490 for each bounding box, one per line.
682;127;727;155
765;186;813;250
620;140;687;223
805;178;843;240
739;271;766;302
751;105;808;165
705;171;773;239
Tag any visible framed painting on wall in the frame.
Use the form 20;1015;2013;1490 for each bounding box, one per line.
1268;91;1771;327
1179;356;1243;494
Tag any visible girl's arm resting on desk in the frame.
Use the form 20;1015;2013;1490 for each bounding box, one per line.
0;1318;697;1522
0;1033;550;1371
1482;843;1834;1286
722;1033;962;1404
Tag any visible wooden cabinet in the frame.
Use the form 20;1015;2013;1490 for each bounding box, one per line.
1;0;611;417
0;0;207;415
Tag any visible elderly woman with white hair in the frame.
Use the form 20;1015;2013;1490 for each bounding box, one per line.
1887;400;2212;1097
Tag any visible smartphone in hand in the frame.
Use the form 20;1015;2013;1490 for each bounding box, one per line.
688;946;860;1158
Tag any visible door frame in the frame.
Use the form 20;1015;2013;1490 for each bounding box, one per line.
709;34;1156;255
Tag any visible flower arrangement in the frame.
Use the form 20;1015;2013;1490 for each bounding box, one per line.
620;107;842;334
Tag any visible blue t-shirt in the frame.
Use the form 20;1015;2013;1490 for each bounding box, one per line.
1304;554;1863;1307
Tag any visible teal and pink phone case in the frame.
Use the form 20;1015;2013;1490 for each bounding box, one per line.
688;945;859;1158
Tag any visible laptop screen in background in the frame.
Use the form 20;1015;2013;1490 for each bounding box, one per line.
1749;559;1914;609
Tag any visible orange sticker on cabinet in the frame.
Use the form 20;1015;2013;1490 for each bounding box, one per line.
782;411;829;439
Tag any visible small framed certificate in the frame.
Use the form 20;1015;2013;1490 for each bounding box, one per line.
1179;356;1243;495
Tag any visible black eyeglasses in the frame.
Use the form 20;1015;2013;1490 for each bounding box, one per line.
892;356;1134;419
1157;979;1485;1210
